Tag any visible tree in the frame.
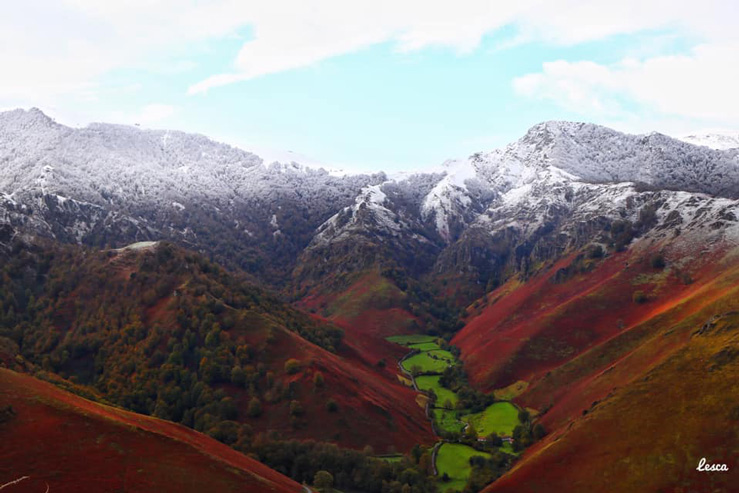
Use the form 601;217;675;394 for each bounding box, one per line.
230;365;246;387
486;433;503;447
533;423;547;441
588;244;604;259
465;421;478;439
313;470;334;491
247;397;262;418
313;371;325;389
289;400;304;417
650;254;666;269
325;398;339;413
633;290;648;303
284;358;301;375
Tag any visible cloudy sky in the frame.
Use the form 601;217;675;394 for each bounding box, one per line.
2;1;737;171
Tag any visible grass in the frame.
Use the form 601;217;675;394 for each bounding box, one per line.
436;443;491;492
415;375;459;408
432;409;466;434
401;350;455;374
387;334;437;345
493;380;529;401
500;441;517;455
408;342;441;351
464;402;520;437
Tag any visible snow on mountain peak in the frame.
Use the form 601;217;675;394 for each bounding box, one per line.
679;133;739;150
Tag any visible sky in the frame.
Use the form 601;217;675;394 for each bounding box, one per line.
1;0;738;172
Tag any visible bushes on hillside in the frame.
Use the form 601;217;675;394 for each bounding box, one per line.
632;290;648;303
325;399;339;413
247;397;262;418
650;254;666;269
284;358;302;375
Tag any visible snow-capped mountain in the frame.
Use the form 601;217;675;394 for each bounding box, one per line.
679;132;739;150
297;120;739;292
0;108;382;280
1;109;738;296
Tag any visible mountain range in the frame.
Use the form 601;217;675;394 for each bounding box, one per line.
1;108;737;492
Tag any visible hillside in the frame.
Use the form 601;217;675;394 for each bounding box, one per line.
452;230;739;491
0;240;433;454
483;309;739;492
2;108;739;492
0;368;301;493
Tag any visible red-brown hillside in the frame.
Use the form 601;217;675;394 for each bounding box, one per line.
241;323;434;452
292;271;436;450
0;242;432;454
453;239;739;491
484;310;739;493
0;368;301;493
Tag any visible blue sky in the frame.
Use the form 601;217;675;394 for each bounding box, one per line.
1;1;737;172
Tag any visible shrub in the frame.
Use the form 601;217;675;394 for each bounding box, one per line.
486;433;503;447
633;290;648;303
247;397;262;418
532;423;547;441
284;358;301;375
313;470;334;491
0;405;16;424
289;400;304;417
313;371;325;389
650;254;666;269
587;244;604;259
326;398;339;413
230;366;246;387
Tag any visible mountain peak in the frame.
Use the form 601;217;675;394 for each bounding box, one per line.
679;132;739;150
0;107;57;128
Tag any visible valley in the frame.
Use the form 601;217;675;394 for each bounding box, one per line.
388;335;525;491
1;109;738;491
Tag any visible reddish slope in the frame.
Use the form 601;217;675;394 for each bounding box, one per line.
298;271;421;366
0;369;301;493
453;240;739;491
246;324;435;452
484;311;739;492
455;243;735;391
289;271;436;451
3;242;432;455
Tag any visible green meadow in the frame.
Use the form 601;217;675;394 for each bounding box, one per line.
415;375;459;408
401;350;455;374
464;402;520;437
436;443;491;492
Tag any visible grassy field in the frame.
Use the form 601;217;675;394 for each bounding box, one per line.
436;443;491;492
408;342;441;351
401;350;455;374
387;334;437;345
415;375;459;407
432;408;466;434
464;402;520;437
493;380;529;401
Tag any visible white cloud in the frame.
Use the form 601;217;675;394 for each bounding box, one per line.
513;42;739;127
184;0;739;93
1;0;738;133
